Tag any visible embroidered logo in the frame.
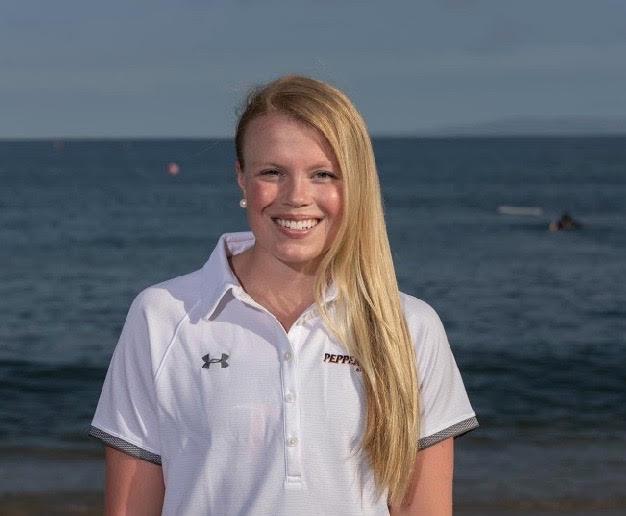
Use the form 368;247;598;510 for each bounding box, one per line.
323;353;361;372
202;353;229;369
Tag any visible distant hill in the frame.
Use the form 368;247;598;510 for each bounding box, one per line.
427;116;626;136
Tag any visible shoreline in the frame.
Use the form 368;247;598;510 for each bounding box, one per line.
1;491;625;516
0;492;102;516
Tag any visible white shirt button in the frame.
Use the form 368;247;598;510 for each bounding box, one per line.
285;392;295;403
287;437;298;447
283;351;293;361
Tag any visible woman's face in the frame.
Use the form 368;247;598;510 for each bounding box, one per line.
236;112;343;272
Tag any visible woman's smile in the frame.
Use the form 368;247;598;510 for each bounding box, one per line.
272;216;323;237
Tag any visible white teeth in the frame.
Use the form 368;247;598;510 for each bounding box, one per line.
274;218;320;230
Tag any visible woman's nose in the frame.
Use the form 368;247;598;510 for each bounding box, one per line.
282;174;311;206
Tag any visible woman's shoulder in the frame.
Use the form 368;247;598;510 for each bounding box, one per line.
126;266;208;326
399;291;441;323
398;291;447;340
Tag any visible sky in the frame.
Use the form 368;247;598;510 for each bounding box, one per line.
2;0;626;138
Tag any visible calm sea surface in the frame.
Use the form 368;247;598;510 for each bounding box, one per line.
1;137;625;510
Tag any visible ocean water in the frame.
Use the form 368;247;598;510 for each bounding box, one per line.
1;137;625;511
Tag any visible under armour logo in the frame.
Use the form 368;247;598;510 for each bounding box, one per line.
202;353;229;369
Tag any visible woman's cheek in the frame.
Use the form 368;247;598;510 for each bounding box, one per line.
249;182;278;207
321;185;343;218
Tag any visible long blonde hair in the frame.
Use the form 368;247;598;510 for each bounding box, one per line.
235;75;420;505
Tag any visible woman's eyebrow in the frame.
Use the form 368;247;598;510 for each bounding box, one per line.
250;161;334;170
249;161;283;168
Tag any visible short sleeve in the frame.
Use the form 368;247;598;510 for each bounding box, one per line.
88;293;162;464
410;300;479;450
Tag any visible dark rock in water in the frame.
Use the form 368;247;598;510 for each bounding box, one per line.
549;212;583;232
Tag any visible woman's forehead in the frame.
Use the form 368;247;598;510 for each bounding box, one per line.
242;113;336;166
245;112;319;142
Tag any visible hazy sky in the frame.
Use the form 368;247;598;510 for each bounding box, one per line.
2;0;626;137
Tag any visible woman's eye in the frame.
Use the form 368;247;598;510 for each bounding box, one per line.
315;171;336;179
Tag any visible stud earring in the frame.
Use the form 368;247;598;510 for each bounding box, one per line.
239;198;247;208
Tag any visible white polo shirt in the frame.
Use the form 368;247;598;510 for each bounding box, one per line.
89;231;479;515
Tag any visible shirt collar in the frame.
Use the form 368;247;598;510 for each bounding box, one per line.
201;231;338;321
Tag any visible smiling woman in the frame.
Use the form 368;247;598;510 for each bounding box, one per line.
233;111;343;278
88;74;479;516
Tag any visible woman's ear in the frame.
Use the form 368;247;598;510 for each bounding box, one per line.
235;159;245;191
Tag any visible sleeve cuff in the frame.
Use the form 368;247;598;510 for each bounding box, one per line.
418;415;479;450
88;425;162;465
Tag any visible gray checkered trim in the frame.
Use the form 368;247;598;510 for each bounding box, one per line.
418;416;479;450
88;425;162;465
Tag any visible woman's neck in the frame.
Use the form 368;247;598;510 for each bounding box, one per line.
228;247;318;328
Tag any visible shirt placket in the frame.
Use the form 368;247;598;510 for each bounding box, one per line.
232;286;313;487
281;322;304;486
